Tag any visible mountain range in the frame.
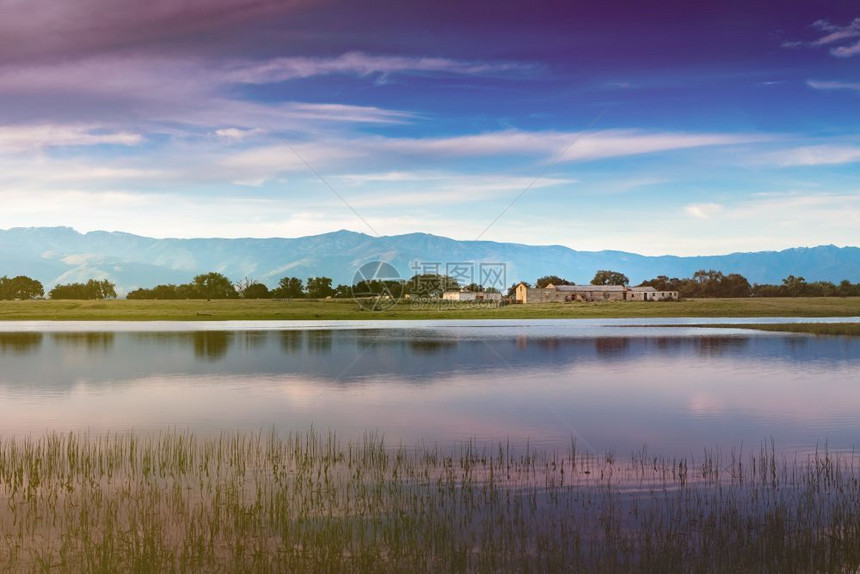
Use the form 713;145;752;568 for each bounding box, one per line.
1;227;858;296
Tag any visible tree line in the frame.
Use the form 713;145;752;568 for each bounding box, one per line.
508;269;860;299
640;270;860;298
127;273;341;300
4;269;859;301
128;272;496;300
0;276;44;300
1;276;116;300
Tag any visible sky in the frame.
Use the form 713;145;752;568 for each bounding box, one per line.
0;0;858;256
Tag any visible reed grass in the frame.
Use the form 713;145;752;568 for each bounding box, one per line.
0;430;858;572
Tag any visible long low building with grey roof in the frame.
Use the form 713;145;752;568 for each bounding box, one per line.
514;283;678;303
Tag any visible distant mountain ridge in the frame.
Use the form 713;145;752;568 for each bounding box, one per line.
0;227;858;296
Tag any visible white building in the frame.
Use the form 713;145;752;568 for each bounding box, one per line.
442;290;502;302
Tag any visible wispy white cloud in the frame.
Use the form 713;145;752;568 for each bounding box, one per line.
173;129;768;187
811;18;860;46
807;79;860;91
684;203;723;219
0;56;416;131
764;145;860;166
0;124;142;151
341;173;576;207
832;41;860;57
550;192;860;256
376;129;768;161
215;128;266;140
221;52;535;84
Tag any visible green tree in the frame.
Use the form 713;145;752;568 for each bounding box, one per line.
352;279;404;299
306;276;334;298
406;274;459;298
640;275;679;292
193;272;237;299
535;275;574;288
0;275;44;300
837;280;858;297
590;270;629;286
242;282;270;299
272;277;304;298
89;279;117;299
49;279;116;300
333;284;353;298
722;273;752;298
782;275;807;297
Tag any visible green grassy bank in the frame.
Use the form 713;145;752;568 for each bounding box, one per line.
0;296;859;321
0;430;857;572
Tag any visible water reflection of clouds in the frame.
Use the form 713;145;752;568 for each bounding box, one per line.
0;329;856;456
0;330;856;388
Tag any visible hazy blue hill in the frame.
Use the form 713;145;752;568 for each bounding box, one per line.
0;227;858;296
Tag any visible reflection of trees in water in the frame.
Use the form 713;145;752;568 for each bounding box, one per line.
695;336;749;356
594;338;630;356
407;340;457;354
51;332;115;351
0;333;43;355
192;332;232;361
279;331;304;353
237;331;268;351
653;337;684;351
306;330;332;354
131;332;234;361
782;336;809;350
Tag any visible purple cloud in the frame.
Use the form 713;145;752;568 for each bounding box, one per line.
784;17;860;57
0;0;315;64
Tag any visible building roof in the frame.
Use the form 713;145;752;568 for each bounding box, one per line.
628;286;657;292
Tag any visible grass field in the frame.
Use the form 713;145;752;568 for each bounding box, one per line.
0;296;859;321
0;430;858;572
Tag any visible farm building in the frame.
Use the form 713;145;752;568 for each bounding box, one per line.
442;290;502;302
625;286;679;301
514;283;677;304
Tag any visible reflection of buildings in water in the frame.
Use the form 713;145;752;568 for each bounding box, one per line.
192;332;232;361
536;338;561;350
653;337;684;351
407;340;457;354
0;333;43;355
279;331;304;353
694;336;749;356
594;337;630;356
52;332;115;352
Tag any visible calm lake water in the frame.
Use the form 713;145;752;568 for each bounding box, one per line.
0;319;858;457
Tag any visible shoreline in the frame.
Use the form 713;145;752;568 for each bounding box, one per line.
0;296;859;322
